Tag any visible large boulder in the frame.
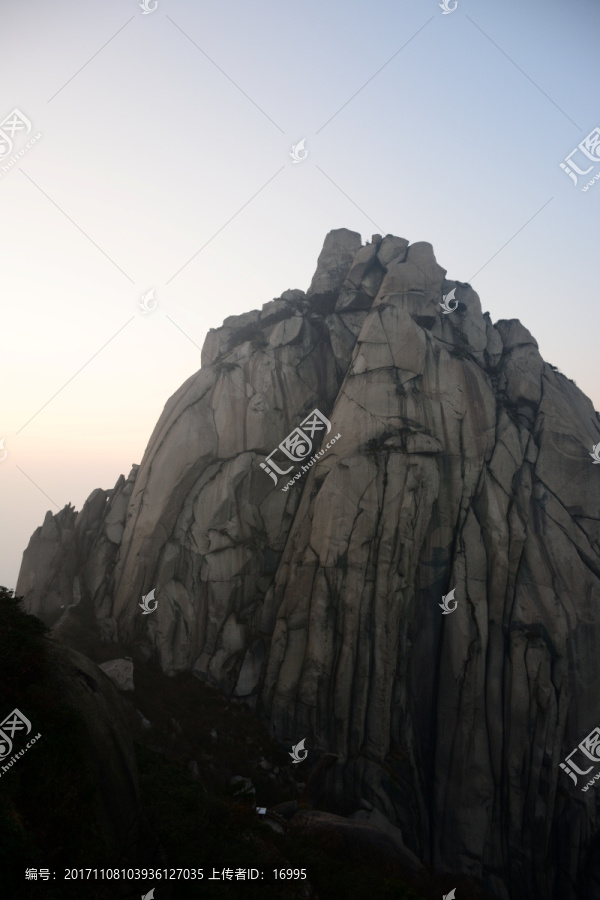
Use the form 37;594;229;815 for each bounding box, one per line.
98;657;134;692
307;228;362;296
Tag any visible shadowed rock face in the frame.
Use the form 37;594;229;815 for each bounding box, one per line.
17;229;600;900
21;641;155;872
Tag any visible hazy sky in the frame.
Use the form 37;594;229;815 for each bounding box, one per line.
1;0;599;590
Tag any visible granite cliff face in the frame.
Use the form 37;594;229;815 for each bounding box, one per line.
17;229;600;899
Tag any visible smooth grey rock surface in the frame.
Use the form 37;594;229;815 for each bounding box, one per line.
306;228;362;296
98;658;134;692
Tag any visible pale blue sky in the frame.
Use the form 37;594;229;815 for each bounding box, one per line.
1;0;598;589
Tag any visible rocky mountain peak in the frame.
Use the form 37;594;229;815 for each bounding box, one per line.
306;227;362;296
15;229;600;900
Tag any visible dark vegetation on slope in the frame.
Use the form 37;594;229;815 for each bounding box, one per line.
0;587;484;899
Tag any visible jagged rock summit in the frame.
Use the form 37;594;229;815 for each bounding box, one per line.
16;229;600;899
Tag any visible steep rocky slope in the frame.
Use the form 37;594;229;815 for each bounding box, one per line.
0;587;158;900
17;229;600;899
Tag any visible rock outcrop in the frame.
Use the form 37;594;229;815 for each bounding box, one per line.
0;629;157;890
98;657;134;691
44;643;152;860
16;229;600;899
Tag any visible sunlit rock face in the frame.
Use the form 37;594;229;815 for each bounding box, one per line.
17;229;600;900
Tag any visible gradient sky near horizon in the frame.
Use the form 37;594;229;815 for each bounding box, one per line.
1;0;598;590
